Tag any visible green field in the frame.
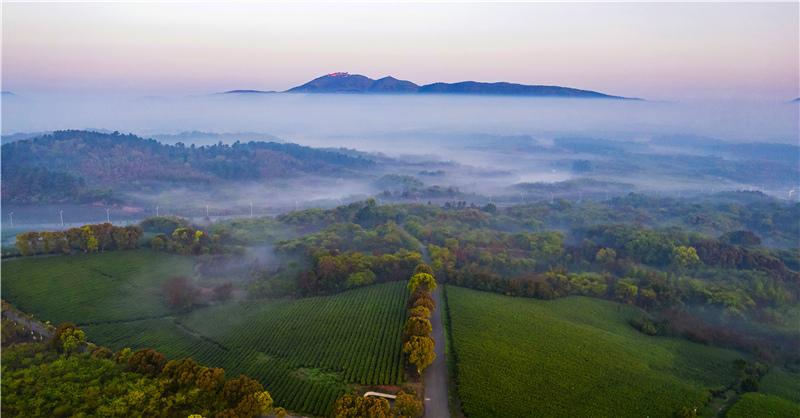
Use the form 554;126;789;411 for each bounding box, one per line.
2;250;194;323
2;251;408;416
726;393;800;418
759;367;800;404
444;285;746;418
722;367;800;418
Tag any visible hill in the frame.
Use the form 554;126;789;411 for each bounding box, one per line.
285;72;634;99
1;130;374;203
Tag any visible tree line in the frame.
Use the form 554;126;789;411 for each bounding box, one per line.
15;223;142;256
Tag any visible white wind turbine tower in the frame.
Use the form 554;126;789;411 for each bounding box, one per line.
106;208;110;223
156;206;159;217
249;201;254;218
59;209;64;227
9;212;14;228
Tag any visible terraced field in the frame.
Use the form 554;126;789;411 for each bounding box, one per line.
444;285;747;418
2;251;408;416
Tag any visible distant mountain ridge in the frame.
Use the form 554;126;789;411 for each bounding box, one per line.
283;72;636;99
218;89;275;95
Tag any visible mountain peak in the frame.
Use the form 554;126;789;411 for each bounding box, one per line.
285;72;636;99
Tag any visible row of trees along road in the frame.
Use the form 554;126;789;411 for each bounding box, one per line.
404;265;438;376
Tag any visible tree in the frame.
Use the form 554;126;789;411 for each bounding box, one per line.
15;232;35;256
150;234;167;251
403;317;432;340
162;357;201;388
127;348;167;377
408;273;437;293
333;393;392;418
672;246;701;270
164;276;201;310
346;270;376;288
232;390;272;417
51;322;85;354
403;335;436;375
615;279;639;304
595;247;617;266
394;391;423;418
91;346;114;359
408;292;435;311
720;230;761;247
408;306;431;318
414;263;434;275
59;327;86;355
83;226;99;252
222;375;263;407
196;367;226;392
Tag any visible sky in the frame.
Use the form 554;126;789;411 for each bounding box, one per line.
1;2;798;101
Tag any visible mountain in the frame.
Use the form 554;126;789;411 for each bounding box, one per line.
284;72;635;99
1;130;374;203
417;81;629;99
368;76;419;93
217;89;275;95
286;72;377;93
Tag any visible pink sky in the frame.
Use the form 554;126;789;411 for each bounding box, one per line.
2;2;798;101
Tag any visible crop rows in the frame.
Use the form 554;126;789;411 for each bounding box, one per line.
84;281;408;416
445;285;744;418
5;251;409;416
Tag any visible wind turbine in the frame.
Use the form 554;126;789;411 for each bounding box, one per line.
59;210;64;227
156;205;160;217
106;208;110;223
9;212;14;228
250;201;254;218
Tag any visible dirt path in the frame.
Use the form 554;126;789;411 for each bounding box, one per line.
2;307;54;339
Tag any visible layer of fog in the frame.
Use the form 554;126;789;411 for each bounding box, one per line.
2;93;797;237
3;93;798;147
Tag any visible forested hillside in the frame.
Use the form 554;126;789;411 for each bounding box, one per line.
1;130;374;203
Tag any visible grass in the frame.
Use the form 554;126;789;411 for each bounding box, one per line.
2;250;408;416
726;393;800;418
445;285;746;418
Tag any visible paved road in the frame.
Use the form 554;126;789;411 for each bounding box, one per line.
424;287;450;418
